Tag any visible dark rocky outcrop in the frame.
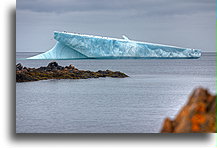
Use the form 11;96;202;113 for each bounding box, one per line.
16;63;23;71
16;62;128;82
161;88;216;133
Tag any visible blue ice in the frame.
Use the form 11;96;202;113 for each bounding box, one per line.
28;31;201;59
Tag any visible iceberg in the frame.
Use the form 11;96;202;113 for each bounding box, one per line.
28;31;201;59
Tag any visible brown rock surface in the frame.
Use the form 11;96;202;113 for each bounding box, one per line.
16;62;128;82
161;88;216;133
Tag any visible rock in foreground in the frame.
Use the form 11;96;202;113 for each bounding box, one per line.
161;88;216;133
16;62;128;82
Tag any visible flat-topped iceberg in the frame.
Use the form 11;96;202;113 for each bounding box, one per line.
28;31;201;59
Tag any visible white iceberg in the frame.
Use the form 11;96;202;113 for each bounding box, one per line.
28;31;201;59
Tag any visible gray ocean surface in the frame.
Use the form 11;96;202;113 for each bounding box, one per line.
16;52;216;133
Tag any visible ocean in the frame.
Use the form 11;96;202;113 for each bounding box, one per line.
16;52;216;133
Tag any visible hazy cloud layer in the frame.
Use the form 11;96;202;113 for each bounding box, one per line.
16;0;215;52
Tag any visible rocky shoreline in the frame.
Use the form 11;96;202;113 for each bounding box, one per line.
16;62;128;82
161;88;216;133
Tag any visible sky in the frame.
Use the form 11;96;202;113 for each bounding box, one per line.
16;0;215;52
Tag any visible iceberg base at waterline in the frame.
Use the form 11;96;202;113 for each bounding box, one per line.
28;31;202;60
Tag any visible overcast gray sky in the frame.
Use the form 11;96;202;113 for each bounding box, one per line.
16;0;215;52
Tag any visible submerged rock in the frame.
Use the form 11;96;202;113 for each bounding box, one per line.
161;88;216;133
16;62;128;82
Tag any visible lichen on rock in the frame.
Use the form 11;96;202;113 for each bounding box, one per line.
161;88;216;133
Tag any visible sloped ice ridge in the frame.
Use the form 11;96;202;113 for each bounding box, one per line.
28;31;201;59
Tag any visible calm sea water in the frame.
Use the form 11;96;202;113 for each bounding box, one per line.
16;52;216;133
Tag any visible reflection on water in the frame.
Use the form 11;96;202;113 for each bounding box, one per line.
16;52;216;133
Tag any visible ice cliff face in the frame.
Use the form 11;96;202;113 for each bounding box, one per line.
28;31;201;59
